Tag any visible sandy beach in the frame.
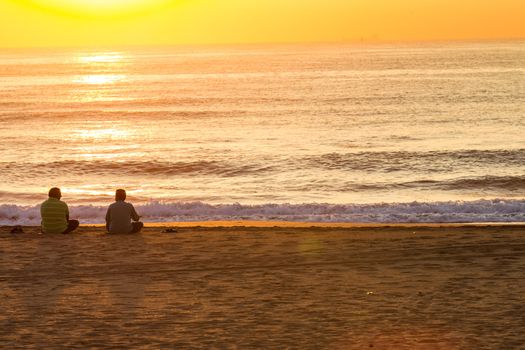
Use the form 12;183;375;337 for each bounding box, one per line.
1;223;524;349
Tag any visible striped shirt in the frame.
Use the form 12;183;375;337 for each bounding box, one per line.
41;197;69;233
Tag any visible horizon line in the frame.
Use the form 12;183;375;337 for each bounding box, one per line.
1;37;524;51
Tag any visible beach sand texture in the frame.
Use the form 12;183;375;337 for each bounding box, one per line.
1;225;525;349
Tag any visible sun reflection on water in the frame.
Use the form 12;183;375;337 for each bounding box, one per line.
73;74;126;85
75;128;130;140
77;53;124;64
69;52;129;102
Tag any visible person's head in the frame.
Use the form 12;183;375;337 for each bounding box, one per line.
115;189;126;201
48;187;61;199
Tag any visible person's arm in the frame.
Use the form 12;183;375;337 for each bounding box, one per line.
65;203;69;221
105;207;111;232
130;204;140;222
40;203;44;226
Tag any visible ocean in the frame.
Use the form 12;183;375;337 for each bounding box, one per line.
0;41;524;224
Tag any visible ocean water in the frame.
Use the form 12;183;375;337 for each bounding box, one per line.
0;42;524;224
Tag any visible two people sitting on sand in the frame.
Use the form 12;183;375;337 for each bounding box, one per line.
40;187;143;234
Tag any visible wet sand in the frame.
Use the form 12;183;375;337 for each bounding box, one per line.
1;223;524;349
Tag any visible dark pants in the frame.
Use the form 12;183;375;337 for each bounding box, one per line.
131;222;144;233
62;220;79;234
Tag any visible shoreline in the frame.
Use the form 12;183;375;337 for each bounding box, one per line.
4;220;524;230
2;199;525;227
139;221;525;228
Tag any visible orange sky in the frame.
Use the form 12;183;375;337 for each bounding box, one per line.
0;0;524;48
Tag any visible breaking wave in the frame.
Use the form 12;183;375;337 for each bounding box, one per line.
1;199;524;225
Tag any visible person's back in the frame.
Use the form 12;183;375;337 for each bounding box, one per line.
105;189;143;234
40;187;79;234
41;197;68;233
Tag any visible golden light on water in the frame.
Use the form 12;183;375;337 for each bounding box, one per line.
75;128;130;140
78;54;124;64
72;125;136;161
74;53;127;85
69;51;135;161
58;186;146;203
69;52;128;104
61;187;114;197
74;74;126;85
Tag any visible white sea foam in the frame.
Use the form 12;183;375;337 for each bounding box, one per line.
1;199;524;226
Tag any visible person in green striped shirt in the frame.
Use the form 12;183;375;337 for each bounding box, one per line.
40;187;79;234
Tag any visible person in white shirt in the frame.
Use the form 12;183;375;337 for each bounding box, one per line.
105;189;143;234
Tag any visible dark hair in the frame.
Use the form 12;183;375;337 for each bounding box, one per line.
48;187;61;199
115;189;126;201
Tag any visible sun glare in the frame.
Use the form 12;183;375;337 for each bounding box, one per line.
25;0;171;17
74;75;126;85
76;128;130;140
78;54;124;64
